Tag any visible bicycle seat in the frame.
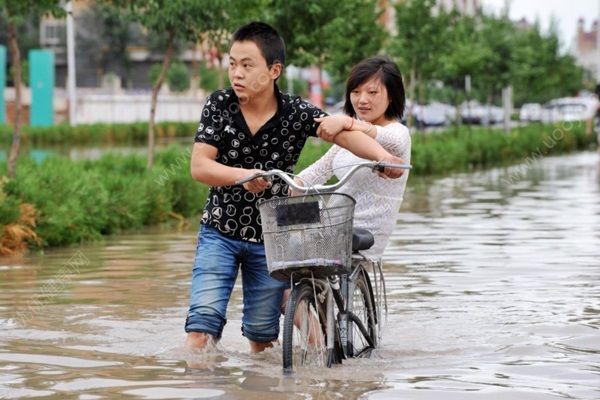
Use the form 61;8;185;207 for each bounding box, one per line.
352;228;374;252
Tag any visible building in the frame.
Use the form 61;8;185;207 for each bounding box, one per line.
379;0;481;34
437;0;480;16
574;18;600;82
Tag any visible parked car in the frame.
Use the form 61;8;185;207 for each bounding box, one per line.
540;97;599;123
519;103;543;122
460;101;504;125
411;102;451;127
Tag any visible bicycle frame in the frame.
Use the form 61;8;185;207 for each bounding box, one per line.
240;161;409;370
288;254;386;365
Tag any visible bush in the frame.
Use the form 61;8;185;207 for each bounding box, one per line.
167;62;191;93
198;60;221;92
0;122;196;145
1;147;210;248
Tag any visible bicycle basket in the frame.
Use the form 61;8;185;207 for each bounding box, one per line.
259;193;355;281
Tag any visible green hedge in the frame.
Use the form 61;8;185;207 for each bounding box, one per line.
410;122;596;175
0;122;597;249
1;147;207;247
0;122;197;145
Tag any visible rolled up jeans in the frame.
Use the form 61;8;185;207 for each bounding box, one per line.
185;224;287;343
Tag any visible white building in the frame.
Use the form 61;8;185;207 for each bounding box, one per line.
574;18;600;82
436;0;480;16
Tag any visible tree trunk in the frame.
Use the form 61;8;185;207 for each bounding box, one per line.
7;23;22;179
190;41;199;96
407;60;416;129
217;52;224;89
147;29;174;170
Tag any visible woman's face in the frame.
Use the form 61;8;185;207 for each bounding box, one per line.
349;76;390;125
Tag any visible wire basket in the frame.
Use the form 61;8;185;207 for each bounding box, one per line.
259;193;355;281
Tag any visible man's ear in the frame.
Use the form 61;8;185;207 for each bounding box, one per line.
270;63;283;80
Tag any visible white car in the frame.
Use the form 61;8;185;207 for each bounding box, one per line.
460;101;504;125
541;97;599;123
411;102;451;127
519;103;543;122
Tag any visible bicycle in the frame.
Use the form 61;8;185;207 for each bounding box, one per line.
236;161;411;373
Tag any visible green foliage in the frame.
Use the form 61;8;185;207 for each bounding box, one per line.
279;74;310;98
76;1;133;85
0;0;65;24
148;63;162;87
167;62;190;92
129;0;213;43
2;147;209;247
272;0;384;83
198;60;221;92
10;58;28;86
0;123;596;249
410;122;596;175
294;138;332;173
0;177;20;226
150;62;190;92
390;0;449;99
0;122;195;145
198;0;272;64
391;3;585;106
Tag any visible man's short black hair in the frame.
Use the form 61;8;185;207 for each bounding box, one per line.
231;21;285;68
344;56;406;121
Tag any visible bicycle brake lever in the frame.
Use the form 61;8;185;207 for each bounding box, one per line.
373;162;412;172
234;173;274;186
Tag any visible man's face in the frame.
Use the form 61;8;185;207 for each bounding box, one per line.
228;40;280;103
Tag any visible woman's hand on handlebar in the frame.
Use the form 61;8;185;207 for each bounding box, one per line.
377;155;407;179
241;169;271;193
288;177;305;196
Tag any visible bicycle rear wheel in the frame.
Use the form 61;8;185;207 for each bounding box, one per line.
282;283;328;372
347;269;376;357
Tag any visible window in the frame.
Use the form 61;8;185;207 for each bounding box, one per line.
40;20;66;46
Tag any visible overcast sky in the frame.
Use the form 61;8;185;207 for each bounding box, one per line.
481;0;599;51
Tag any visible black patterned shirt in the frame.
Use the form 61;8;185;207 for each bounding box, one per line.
194;87;326;243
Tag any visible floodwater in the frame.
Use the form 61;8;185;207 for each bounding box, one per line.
1;151;599;399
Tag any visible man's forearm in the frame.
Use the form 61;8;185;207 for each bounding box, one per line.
332;130;389;161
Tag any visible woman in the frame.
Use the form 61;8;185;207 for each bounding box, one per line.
296;55;411;258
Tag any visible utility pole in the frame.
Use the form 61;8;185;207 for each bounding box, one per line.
597;0;600;84
65;0;77;125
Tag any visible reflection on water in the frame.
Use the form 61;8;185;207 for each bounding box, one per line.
1;152;599;399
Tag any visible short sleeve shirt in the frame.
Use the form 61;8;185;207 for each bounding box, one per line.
194;87;326;243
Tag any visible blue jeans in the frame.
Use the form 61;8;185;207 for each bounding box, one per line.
185;224;287;343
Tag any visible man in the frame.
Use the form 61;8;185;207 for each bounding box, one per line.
186;21;404;353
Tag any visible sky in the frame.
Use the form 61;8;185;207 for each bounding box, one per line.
481;0;599;51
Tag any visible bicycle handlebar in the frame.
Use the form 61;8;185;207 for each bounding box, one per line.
234;161;412;194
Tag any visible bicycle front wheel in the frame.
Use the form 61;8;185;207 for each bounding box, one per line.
282;283;328;372
347;269;376;357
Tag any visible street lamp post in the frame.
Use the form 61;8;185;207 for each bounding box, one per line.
597;0;600;84
65;0;77;125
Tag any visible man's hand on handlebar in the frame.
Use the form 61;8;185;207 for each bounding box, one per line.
242;169;271;193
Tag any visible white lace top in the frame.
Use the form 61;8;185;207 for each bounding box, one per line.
297;122;411;258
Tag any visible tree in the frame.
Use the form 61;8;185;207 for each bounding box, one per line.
0;0;65;179
272;0;384;90
76;1;133;87
390;0;449;125
197;0;271;90
509;23;583;105
477;15;514;105
128;0;212;169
